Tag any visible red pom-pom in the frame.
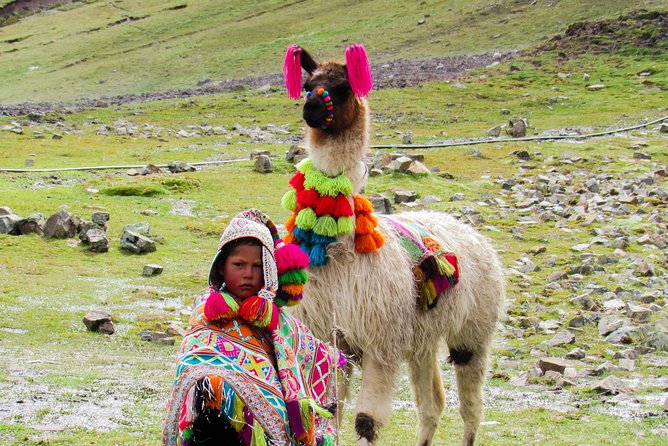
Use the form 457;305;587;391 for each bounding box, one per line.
314;194;337;216
289;172;306;191
334;194;354;217
297;188;320;209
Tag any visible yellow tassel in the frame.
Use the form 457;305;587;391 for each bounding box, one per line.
230;393;245;431
250;419;268;446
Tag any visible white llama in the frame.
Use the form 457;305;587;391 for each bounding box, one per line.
281;44;505;446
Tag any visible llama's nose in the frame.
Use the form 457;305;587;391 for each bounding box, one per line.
303;99;326;128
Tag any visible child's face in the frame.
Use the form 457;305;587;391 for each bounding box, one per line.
218;244;264;299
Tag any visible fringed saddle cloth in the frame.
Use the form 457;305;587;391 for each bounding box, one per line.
163;292;337;446
383;215;460;310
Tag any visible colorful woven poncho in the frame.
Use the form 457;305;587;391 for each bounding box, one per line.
162;291;338;446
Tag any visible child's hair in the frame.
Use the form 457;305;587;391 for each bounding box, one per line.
210;237;263;288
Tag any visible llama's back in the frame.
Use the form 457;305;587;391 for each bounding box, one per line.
388;210;506;356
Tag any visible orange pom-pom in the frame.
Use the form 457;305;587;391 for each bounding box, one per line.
284;233;296;244
353;195;374;214
355;234;375;253
355;214;375;234
285;213;297;232
371;229;385;249
281;283;304;296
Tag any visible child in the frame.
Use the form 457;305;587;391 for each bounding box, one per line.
163;209;339;446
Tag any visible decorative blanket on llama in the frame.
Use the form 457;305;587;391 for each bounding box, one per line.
163;291;337;446
382;215;460;310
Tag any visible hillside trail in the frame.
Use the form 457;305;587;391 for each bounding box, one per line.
0;52;507;116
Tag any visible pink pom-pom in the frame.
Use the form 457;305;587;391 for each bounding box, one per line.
275;241;310;275
204;289;233;321
345;44;373;98
283;44;303;100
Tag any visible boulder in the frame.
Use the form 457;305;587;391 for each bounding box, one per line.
254;154;273;173
537;358;567;374
83;310;114;334
14;213;45;235
92;211;110;228
0;213;22;234
168;161;196;173
368;195;393;214
143;264;164;276
394;190;417;204
88;229;109;253
121;230;156;253
43;210;80;238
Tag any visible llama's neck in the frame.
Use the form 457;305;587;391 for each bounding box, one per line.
305;98;369;194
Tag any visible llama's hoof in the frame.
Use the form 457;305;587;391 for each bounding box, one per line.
355;412;377;444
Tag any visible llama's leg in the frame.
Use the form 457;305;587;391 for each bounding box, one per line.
448;343;490;446
408;351;446;446
354;357;398;446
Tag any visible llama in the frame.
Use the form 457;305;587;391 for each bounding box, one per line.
280;44;505;446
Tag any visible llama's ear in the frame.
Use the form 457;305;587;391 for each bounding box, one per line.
284;44;304;99
300;48;318;74
345;44;373;97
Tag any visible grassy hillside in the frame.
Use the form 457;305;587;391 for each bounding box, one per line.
0;0;666;103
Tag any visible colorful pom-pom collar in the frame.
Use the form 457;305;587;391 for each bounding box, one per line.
306;88;334;129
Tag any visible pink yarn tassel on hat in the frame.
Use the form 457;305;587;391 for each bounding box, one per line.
284;44;303;100
345;44;373;98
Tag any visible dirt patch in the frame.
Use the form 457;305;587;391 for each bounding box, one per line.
532;9;668;58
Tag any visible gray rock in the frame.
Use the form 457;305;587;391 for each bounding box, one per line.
659;123;668;133
592;375;626;394
254;154;273;173
612;348;637;360
599;316;625;336
0;213;22;234
394;190;417;204
143;264;164;276
605;326;641;344
645;332;668;352
140;164;163;175
88;229;109;253
565;347;586;360
14;213;45;235
83;310;113;332
166;323;186;337
97;320;116;335
618;358;635;371
537;358;567;374
508;371;529;386
168;161;196;173
139;330;175;345
78;221;100;243
368;195;393;214
120;230;156;253
285;145;306;162
402;132;413;144
586;84;606;91
626;302;651;323
568;315;590;328
91;212;110;227
594;361;619;375
407;161;431;175
487;125;502;137
127;168;140;176
124;222;150;236
542;330;575;347
43;210;80;239
0;206;13;216
393;156;413;173
450;192;466;201
507;118;527;137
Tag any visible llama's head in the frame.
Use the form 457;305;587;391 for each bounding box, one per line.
283;44;373;132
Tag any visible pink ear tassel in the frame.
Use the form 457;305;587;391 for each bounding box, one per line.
345;44;373;98
283;44;303;100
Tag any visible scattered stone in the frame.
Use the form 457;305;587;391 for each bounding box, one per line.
537;358;567;374
633;152;651;160
450;192;466;201
487;125;502;137
143;264;164;276
565;347;586;360
548;270;568;282
542;330;575;347
407;161;431;175
606;326;641;344
124;222;150;236
568;315;590;328
141;164;163;175
594;361;618;375
586;84;606;91
393;156;414;173
43;210;80;239
254;154;273;173
120;230;156;253
508;371;529;386
368;195;392;214
402;132;413;145
87;228;109;253
598;316;624;337
139;330;175;345
166;323;186;337
394;190;417;204
13;213;45;235
83;310;114;333
618;358;635;372
286;145;306;162
645;332;668;352
592;375;626;394
507;118;527;137
659;123;668;133
626;302;651;323
168;161;196;173
528;245;546;255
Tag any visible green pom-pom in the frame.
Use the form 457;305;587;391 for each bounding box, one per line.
313;215;338;237
281;189;297;211
305;169;353;197
295;208;317;229
279;269;308;285
337;216;355;234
